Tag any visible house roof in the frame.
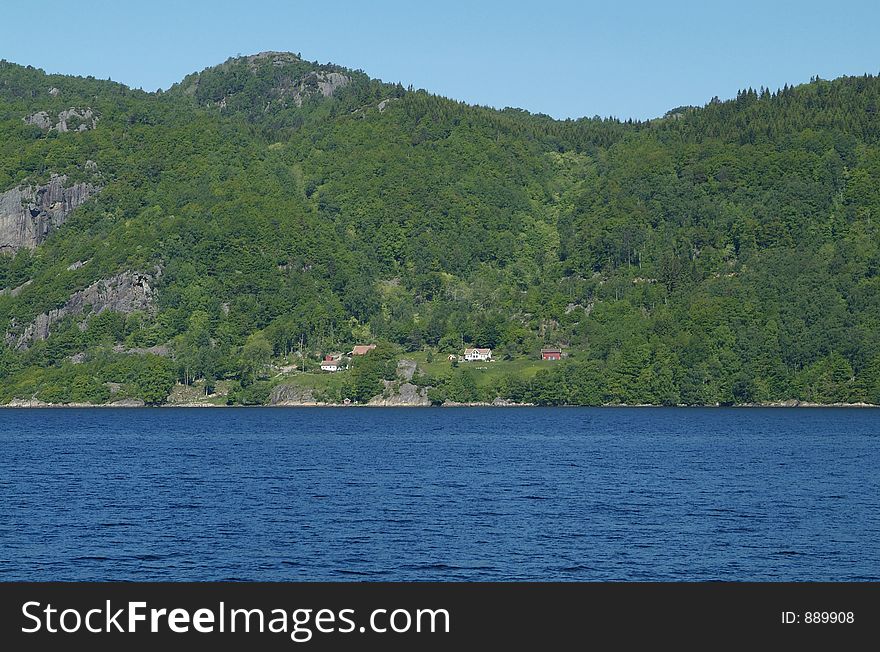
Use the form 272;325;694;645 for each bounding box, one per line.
541;348;562;353
351;344;376;355
464;348;491;354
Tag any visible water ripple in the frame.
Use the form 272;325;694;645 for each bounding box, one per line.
1;406;879;581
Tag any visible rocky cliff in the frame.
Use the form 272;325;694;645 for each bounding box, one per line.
0;174;100;253
6;270;159;349
290;71;350;107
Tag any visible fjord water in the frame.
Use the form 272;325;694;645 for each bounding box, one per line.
1;407;878;581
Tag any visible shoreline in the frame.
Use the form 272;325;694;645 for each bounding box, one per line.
1;400;877;409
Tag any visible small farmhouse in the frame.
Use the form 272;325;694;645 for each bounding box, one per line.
320;356;342;372
350;344;377;356
541;348;562;361
463;347;492;362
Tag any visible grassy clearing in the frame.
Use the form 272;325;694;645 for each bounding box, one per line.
276;370;348;390
167;379;234;405
406;351;560;386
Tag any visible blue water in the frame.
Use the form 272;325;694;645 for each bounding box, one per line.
1;407;878;581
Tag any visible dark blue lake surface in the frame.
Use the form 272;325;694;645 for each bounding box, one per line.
1;407;878;581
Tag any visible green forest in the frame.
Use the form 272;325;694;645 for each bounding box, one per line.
1;52;879;406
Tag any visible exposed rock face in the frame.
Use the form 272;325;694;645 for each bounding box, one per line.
396;359;417;381
0;280;32;297
291;71;349;107
244;51;302;69
316;72;349;97
368;381;430;406
58;108;97;132
4;398;50;407
24;107;98;132
269;384;319;406
112;343;170;356
6;270;159;349
108;398;146;407
377;98;398;113
24;111;52;129
0;174;100;253
491;397;533;406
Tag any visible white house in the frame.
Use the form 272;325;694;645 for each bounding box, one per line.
320;357;342;372
463;347;492;362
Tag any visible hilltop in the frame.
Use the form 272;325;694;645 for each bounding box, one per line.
1;53;879;406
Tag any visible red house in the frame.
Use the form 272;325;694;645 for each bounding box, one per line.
541;348;562;361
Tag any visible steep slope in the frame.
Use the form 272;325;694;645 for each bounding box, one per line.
0;54;878;406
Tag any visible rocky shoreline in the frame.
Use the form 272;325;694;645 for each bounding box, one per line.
2;373;877;409
1;398;876;408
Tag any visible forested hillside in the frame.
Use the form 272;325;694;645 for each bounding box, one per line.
1;52;878;406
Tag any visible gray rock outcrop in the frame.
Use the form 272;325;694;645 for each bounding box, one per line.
377;98;398;113
6;270;159;349
112;344;170;357
24;107;98;132
491;397;532;406
291;71;349;107
0;174;100;253
108;398;146;407
24;111;53;130
269;384;319;405
0;280;32;297
396;359;417;381
244;51;302;69
368;381;430;406
4;398;50;407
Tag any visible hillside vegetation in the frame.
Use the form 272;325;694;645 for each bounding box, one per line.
1;53;879;405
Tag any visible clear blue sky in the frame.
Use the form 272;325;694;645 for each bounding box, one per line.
3;0;879;120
